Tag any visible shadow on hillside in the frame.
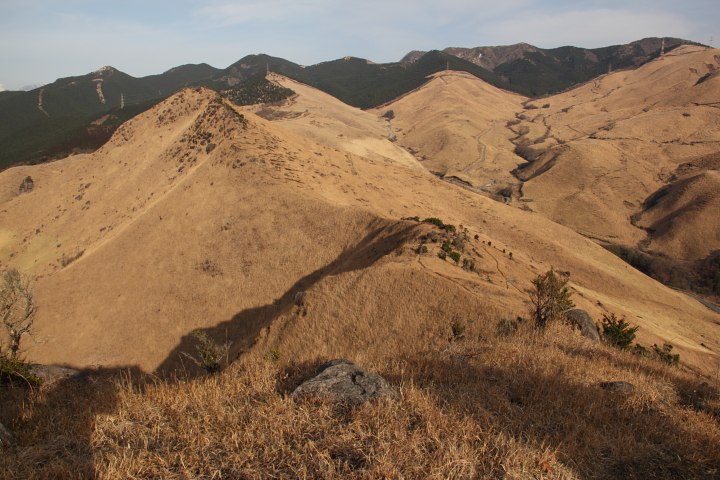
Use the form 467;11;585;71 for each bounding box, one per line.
385;354;720;479
154;220;421;376
0;365;141;477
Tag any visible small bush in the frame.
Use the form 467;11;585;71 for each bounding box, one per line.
599;313;638;350
438;251;447;260
1;269;40;359
474;234;479;240
529;269;574;328
264;349;281;362
449;320;466;343
182;330;230;374
633;344;649;357
448;251;461;264
0;356;42;387
653;343;680;366
418;245;428;254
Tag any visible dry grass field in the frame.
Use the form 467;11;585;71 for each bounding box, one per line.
2;319;720;479
1;51;720;477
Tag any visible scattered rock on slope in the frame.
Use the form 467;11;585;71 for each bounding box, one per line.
567;309;600;342
293;359;398;406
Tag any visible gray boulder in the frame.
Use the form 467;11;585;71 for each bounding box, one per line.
0;421;15;447
292;359;398;406
567;309;600;342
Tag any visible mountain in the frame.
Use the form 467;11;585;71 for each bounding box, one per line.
0;63;220;170
204;51;531;110
404;37;704;96
0;86;717;378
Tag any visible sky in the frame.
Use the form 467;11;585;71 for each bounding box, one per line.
0;0;718;91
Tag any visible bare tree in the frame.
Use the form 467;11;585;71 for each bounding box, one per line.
1;269;39;359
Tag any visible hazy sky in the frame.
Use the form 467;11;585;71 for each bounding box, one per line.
1;0;717;91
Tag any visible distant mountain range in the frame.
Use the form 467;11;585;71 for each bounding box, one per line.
405;37;703;96
0;37;702;170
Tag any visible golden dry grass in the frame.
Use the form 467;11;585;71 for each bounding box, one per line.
2;317;719;479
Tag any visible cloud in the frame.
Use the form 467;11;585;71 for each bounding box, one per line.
0;84;5;92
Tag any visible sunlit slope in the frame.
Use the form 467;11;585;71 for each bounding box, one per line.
513;45;720;259
369;71;526;195
242;73;425;172
0;87;717;376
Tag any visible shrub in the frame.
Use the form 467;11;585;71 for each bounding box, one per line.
182;330;230;374
418;245;428;254
529;269;574;328
474;234;479;240
438;251;447;260
0;356;42;387
264;349;281;362
1;269;39;359
449;251;461;264
599;313;638;350
449;320;466;343
653;343;680;366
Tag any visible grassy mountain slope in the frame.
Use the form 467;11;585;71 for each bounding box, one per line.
0;87;717;377
243;73;424;171
1;87;719;479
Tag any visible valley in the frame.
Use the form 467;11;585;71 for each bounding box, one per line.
1;38;720;479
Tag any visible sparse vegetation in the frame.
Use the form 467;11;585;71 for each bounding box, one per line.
181;330;230;374
448;319;466;342
653;343;680;366
529;269;574;328
598;313;638;350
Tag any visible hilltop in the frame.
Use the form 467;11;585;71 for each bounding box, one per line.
0;86;717;375
1;68;720;476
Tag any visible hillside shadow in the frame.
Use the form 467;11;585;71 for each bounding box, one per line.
0;364;142;477
154;220;421;376
385;355;720;479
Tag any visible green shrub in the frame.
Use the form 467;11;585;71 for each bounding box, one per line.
441;241;453;253
182;330;230;374
419;245;428;254
449;251;461;264
0;356;42;387
599;313;638;350
633;343;649;357
529;269;574;328
264;349;281;362
423;217;445;228
449;320;466;343
474;234;479;240
653;343;680;366
438;251;447;260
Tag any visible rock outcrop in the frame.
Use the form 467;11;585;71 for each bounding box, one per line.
293;359;398;406
567;309;600;342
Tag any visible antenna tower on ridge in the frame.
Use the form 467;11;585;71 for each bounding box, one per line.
267;63;269;76
120;93;124;109
661;38;665;56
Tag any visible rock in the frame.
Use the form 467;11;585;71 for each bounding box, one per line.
567;309;600;342
30;364;85;385
292;359;398;406
0;421;15;447
205;143;216;154
600;381;635;393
